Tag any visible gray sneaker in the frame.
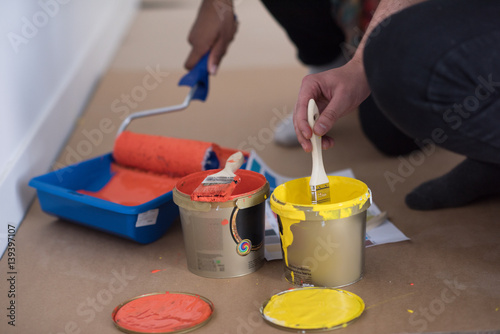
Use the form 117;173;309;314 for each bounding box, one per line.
273;113;299;147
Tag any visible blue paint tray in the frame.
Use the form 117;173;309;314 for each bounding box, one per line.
29;148;248;244
29;153;179;244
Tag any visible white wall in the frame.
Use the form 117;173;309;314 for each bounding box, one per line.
0;0;139;255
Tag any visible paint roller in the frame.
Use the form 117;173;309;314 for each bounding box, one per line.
113;132;221;177
112;53;220;177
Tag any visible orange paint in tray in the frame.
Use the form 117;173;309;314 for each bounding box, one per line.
78;163;179;206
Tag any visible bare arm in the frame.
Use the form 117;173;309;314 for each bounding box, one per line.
294;0;427;152
184;0;237;75
353;0;426;65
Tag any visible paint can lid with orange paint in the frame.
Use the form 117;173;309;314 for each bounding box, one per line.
112;292;214;334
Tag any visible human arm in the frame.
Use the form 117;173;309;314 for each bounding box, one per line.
294;0;427;152
184;0;238;75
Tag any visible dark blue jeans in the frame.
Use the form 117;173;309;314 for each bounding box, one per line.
260;0;345;66
364;0;500;165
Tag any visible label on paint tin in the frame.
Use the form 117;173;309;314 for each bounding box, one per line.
248;256;264;270
237;239;252;256
196;253;224;272
286;264;313;285
230;204;265;251
135;209;159;227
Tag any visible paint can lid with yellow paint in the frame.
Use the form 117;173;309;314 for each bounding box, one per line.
260;287;365;332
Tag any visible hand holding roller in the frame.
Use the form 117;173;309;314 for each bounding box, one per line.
112;53;218;177
116;53;210;136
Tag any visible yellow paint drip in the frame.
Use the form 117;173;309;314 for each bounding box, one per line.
262;288;364;330
270;176;371;286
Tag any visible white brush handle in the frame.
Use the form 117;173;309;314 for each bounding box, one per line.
308;99;329;187
220;151;244;178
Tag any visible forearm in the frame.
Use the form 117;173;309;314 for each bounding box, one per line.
352;0;428;66
185;0;237;73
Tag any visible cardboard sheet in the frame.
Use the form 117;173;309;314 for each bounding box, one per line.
2;67;500;334
2;1;500;332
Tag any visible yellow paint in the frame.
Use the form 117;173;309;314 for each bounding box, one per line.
270;176;371;270
407;309;414;313
278;217;301;268
271;176;370;220
262;288;364;330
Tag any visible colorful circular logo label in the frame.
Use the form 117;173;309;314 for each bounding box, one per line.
237;239;252;256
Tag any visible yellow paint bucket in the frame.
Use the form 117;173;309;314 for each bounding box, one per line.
270;176;371;287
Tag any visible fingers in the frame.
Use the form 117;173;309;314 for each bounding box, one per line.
294;73;341;152
321;135;335;150
184;37;227;75
208;19;237;75
294;88;313;152
313;102;340;137
184;48;208;71
184;1;238;75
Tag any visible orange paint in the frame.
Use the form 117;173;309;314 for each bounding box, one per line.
113;131;224;177
221;219;229;226
176;170;267;202
190;175;241;203
150;269;166;274
78;163;179;206
78;133;246;206
114;292;213;332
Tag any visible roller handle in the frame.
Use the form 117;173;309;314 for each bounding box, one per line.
178;52;210;101
308;99;329;187
116;54;210;137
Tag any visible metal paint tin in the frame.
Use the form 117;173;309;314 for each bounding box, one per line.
270;176;371;288
173;170;269;278
112;292;214;334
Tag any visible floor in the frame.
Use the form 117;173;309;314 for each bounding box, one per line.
3;1;500;333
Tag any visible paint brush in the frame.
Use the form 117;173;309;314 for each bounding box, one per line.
308;99;331;204
191;151;244;202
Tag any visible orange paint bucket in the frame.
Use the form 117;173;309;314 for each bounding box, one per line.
173;170;269;278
